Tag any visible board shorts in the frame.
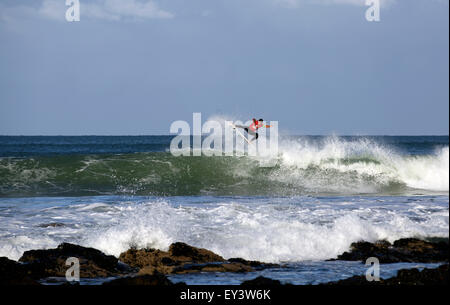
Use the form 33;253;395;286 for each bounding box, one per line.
244;128;258;139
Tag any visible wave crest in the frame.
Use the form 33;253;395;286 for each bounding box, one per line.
0;137;448;196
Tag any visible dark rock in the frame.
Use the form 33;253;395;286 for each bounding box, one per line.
336;238;449;263
324;264;449;285
119;242;277;275
0;257;40;285
241;276;282;286
102;273;173;286
119;243;224;270
169;242;224;263
384;264;448;285
228;257;280;269
19;243;124;279
171;262;253;274
119;248;164;269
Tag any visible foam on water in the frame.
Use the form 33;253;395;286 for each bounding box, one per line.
0;196;447;262
0;135;448;197
3;138;449;198
273;137;449;193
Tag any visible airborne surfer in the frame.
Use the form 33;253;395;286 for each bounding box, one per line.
233;118;271;142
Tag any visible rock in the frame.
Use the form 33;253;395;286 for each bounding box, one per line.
137;265;175;275
19;243;125;279
102;273;173;286
392;238;448;262
119;243;224;269
171;262;253;274
335;238;449;263
241;276;282;286
119;242;273;275
324;264;449;285
169;242;224;263
384;264;448;285
0;257;40;285
119;248;164;270
228;257;280;269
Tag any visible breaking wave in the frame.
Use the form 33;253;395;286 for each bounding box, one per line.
0;196;448;262
0;136;448;197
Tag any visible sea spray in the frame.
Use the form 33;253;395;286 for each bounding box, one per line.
0;196;448;262
0;136;447;197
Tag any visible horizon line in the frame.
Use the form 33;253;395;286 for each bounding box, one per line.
0;134;449;137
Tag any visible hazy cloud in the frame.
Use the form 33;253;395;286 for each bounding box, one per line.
274;0;396;9
1;0;174;23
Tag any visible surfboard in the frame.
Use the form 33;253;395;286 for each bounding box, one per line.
227;122;253;145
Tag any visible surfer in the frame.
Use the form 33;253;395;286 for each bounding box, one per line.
233;118;271;142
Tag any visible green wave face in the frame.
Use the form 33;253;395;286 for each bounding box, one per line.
1;148;447;197
0;153;282;197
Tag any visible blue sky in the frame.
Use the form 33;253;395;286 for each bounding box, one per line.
0;0;448;135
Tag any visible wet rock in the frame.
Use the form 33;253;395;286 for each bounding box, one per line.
228;257;280;269
0;257;40;285
324;264;449;285
336;238;448;263
171;262;253;274
119;242;273;275
119;248;167;270
19;243;125;279
119;243;224;270
102;273;174;286
384;264;448;285
169;242;224;263
241;276;282;286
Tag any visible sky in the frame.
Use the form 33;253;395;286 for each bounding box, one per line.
0;0;448;135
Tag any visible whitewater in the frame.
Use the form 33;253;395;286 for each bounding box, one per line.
0;136;448;197
0;135;448;283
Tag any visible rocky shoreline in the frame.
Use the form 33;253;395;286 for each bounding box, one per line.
333;238;448;263
0;238;448;286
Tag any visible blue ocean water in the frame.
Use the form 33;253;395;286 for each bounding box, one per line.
0;135;447;157
0;135;448;284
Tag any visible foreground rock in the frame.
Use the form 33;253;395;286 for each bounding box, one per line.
0;257;40;285
119;242;277;275
228;257;280;269
19;243;129;279
324;264;449;285
335;238;448;263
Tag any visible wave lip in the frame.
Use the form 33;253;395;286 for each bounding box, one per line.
274;137;449;194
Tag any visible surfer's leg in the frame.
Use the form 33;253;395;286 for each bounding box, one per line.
246;130;257;141
250;133;259;142
234;125;250;134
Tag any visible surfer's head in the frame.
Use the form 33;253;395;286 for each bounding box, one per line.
258;119;263;122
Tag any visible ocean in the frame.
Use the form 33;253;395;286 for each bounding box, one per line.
0;135;448;284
